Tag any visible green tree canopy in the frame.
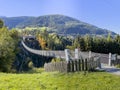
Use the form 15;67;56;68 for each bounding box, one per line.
0;19;4;28
0;27;16;72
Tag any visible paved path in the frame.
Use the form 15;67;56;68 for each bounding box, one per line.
101;64;120;75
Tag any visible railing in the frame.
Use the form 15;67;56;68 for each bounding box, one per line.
21;41;99;60
21;41;65;58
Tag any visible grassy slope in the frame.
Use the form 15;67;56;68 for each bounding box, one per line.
0;72;120;90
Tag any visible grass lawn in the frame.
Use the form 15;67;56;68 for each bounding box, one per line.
0;71;120;90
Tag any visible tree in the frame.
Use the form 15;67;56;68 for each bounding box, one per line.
37;34;47;50
0;19;4;28
115;35;120;43
107;33;112;42
9;29;19;47
73;36;81;48
0;27;16;72
84;35;92;51
79;37;85;51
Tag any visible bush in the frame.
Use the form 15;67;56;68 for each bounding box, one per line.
28;61;34;69
116;64;120;68
51;58;65;63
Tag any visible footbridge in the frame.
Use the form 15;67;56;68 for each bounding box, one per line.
21;41;66;58
21;40;100;61
21;36;119;66
20;36;120;73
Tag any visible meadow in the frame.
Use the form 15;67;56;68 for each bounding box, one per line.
0;70;120;90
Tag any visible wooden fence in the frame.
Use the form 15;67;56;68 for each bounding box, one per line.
44;57;100;72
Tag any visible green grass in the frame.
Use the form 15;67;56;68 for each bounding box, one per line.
0;71;120;90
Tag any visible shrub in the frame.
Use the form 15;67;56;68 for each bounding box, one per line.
51;58;65;63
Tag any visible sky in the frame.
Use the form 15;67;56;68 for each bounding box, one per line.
0;0;120;34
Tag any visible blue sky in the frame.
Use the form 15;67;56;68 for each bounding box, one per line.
0;0;120;34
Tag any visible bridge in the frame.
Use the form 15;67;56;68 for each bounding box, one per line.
19;36;120;73
21;40;100;60
21;36;120;67
22;40;106;66
22;35;98;60
21;41;66;58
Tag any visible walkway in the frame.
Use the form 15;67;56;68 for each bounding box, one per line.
21;41;65;58
101;64;120;75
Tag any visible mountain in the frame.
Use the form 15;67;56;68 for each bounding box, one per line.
0;15;116;35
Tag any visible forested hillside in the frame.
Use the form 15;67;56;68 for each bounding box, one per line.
0;15;116;35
